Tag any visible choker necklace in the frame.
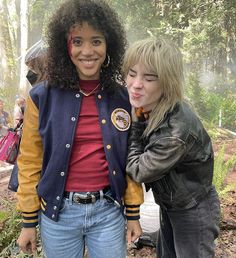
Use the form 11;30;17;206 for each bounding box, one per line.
79;83;100;97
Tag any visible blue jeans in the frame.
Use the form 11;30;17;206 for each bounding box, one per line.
157;186;220;258
39;192;126;258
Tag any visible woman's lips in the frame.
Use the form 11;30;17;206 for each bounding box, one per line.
131;92;142;99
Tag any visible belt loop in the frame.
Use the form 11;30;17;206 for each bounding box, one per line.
99;190;104;200
69;192;73;205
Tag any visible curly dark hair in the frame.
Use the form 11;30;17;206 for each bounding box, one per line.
46;0;127;91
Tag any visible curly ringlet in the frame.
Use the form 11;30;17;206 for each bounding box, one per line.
46;0;127;90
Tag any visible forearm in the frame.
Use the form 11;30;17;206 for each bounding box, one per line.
124;175;144;220
127;134;186;183
17;96;43;227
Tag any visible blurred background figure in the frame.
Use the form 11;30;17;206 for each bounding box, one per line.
13;97;26;127
25;39;48;86
8;40;47;192
8;96;26;192
0;99;10;137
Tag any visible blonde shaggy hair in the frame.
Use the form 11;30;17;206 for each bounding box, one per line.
123;38;184;136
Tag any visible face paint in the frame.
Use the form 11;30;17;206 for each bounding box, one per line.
26;70;38;85
68;23;107;80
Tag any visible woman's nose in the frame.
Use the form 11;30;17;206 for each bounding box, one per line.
132;77;143;89
81;43;93;55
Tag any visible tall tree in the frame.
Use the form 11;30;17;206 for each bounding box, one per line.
19;0;28;94
0;0;18;110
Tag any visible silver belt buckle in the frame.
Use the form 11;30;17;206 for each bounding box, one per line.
86;192;96;203
73;193;87;204
90;193;96;203
73;192;97;204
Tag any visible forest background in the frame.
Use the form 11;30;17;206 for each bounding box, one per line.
0;0;236;132
0;1;236;256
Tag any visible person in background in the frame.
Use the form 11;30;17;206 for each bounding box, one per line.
7;96;26;192
25;39;48;86
123;38;220;258
0;99;10;137
13;97;26;127
8;42;47;193
16;1;143;257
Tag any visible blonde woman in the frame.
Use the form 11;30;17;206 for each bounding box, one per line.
123;38;220;258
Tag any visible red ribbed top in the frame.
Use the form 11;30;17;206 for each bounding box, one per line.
65;80;109;192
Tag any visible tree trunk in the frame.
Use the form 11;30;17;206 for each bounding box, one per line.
19;0;28;95
0;0;16;88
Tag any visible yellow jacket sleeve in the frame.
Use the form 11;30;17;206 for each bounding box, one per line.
124;175;144;220
16;96;43;227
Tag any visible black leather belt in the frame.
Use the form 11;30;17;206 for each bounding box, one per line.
64;186;110;204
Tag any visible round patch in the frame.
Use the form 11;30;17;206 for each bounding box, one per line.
111;108;131;131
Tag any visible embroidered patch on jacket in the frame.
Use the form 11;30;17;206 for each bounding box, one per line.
111;108;131;131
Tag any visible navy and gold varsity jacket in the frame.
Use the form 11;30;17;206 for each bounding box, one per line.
17;81;143;227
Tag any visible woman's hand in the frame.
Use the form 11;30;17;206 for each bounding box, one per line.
17;227;37;255
126;220;143;244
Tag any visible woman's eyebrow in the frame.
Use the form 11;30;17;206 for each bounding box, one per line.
144;73;158;77
71;36;105;39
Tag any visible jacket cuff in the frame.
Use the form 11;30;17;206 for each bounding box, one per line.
125;204;140;220
22;210;39;228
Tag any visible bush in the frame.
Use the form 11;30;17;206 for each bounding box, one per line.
213;145;236;198
0;201;22;254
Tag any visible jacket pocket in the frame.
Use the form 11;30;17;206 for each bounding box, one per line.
151;170;197;210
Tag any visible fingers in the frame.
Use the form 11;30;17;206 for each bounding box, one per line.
17;238;29;254
31;239;37;253
17;227;37;255
131;230;142;243
17;241;36;255
126;227;143;245
126;228;132;245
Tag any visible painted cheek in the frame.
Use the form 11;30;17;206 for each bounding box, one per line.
67;32;77;57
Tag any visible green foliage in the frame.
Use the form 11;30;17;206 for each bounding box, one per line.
185;71;236;129
0;86;18;124
0;238;44;258
0;208;43;258
185;73;209;118
213;145;236;198
0;211;8;222
0;199;44;257
1;0;236;129
110;0;236;130
221;97;236;130
0;201;21;253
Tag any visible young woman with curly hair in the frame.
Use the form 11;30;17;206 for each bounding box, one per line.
16;1;143;257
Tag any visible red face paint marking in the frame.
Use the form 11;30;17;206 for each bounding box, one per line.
67;31;77;56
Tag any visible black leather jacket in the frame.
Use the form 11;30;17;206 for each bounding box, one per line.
126;102;214;211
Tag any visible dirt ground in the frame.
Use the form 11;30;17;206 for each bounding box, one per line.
0;139;236;258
